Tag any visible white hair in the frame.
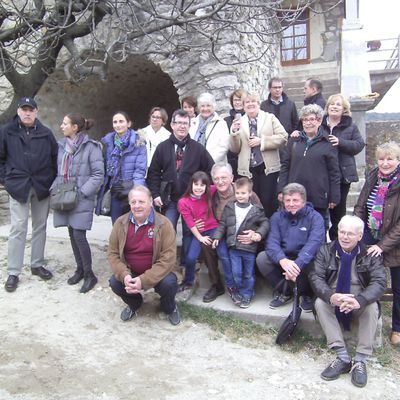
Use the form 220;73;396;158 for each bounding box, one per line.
338;215;364;234
197;92;216;108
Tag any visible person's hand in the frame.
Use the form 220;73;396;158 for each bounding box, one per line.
330;293;355;307
290;130;300;138
251;232;262;242
154;196;163;208
248;136;261;147
339;296;360;314
328;134;339;146
195;219;205;231
124;275;142;294
237;230;255;244
212;239;219;249
367;244;383;257
199;235;212;246
328;202;336;209
279;258;301;280
231;119;241;134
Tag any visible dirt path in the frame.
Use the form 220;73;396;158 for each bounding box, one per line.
0;237;398;400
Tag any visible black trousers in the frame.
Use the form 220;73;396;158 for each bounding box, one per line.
329;182;351;241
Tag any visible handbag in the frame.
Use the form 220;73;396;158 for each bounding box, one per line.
50;180;78;211
276;282;302;345
50;149;84;212
100;189;112;216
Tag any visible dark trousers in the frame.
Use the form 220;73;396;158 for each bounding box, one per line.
256;251;313;297
68;227;94;277
245;167;279;218
329;183;350;241
109;272;178;314
314;207;329;238
390;266;400;332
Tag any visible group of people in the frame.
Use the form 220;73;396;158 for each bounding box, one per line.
0;76;399;388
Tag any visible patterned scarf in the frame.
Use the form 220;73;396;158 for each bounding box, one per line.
335;241;359;331
195;113;214;146
61;133;85;182
369;165;400;239
106;129;132;178
248;118;263;167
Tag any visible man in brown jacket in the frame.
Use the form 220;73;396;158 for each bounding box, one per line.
108;185;180;325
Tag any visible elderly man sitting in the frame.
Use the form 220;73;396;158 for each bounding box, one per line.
108;185;180;325
309;215;386;387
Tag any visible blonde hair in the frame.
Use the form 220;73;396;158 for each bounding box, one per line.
376;142;400;161
242;92;260;104
325;94;351;117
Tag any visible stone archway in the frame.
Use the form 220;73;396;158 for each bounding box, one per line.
37;56;180;139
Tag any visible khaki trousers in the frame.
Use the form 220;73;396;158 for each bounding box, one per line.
314;297;379;355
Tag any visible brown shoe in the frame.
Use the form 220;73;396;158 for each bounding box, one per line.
390;331;400;346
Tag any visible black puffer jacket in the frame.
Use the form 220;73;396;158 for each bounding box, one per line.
213;201;270;253
309;241;387;308
321;115;365;183
278;129;341;209
0;116;58;203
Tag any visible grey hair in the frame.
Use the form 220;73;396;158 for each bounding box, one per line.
282;183;307;202
197;92;216;108
211;161;233;178
375;141;400;161
338;215;365;235
128;185;153;202
299;104;324;120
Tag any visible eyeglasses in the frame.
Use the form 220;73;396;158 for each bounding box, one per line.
302;117;319;124
338;230;358;238
213;176;230;183
172;121;189;127
151;115;162;120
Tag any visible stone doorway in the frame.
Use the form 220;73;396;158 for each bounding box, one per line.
37;55;180;139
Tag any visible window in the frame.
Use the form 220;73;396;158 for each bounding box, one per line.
280;9;310;65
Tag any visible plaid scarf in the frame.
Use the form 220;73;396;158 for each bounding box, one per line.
369;165;400;239
61;133;85;182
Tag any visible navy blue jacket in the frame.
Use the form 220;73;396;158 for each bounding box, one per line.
260;92;299;134
266;203;325;269
0;116;58;203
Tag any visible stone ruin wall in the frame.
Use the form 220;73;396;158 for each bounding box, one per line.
0;7;279;224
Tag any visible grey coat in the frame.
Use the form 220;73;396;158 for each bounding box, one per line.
53;134;104;230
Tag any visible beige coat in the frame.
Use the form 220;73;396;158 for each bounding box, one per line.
230;110;287;177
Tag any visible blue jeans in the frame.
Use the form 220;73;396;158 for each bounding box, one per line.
109;272;177;314
229;248;256;300
390;266;400;332
163;201;191;266
215;239;235;289
183;228;216;285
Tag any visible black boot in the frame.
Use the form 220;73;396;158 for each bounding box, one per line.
67;270;84;285
80;273;98;293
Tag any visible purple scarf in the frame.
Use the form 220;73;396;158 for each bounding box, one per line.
369;165;400;239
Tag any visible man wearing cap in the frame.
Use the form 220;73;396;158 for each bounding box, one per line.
0;97;58;292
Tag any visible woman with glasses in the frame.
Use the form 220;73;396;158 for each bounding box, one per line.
322;94;365;240
354;142;400;346
141;107;171;167
278;104;341;231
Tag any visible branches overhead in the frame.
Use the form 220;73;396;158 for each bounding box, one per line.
0;0;343;85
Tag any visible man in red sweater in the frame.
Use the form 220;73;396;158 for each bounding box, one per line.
108;185;180;325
